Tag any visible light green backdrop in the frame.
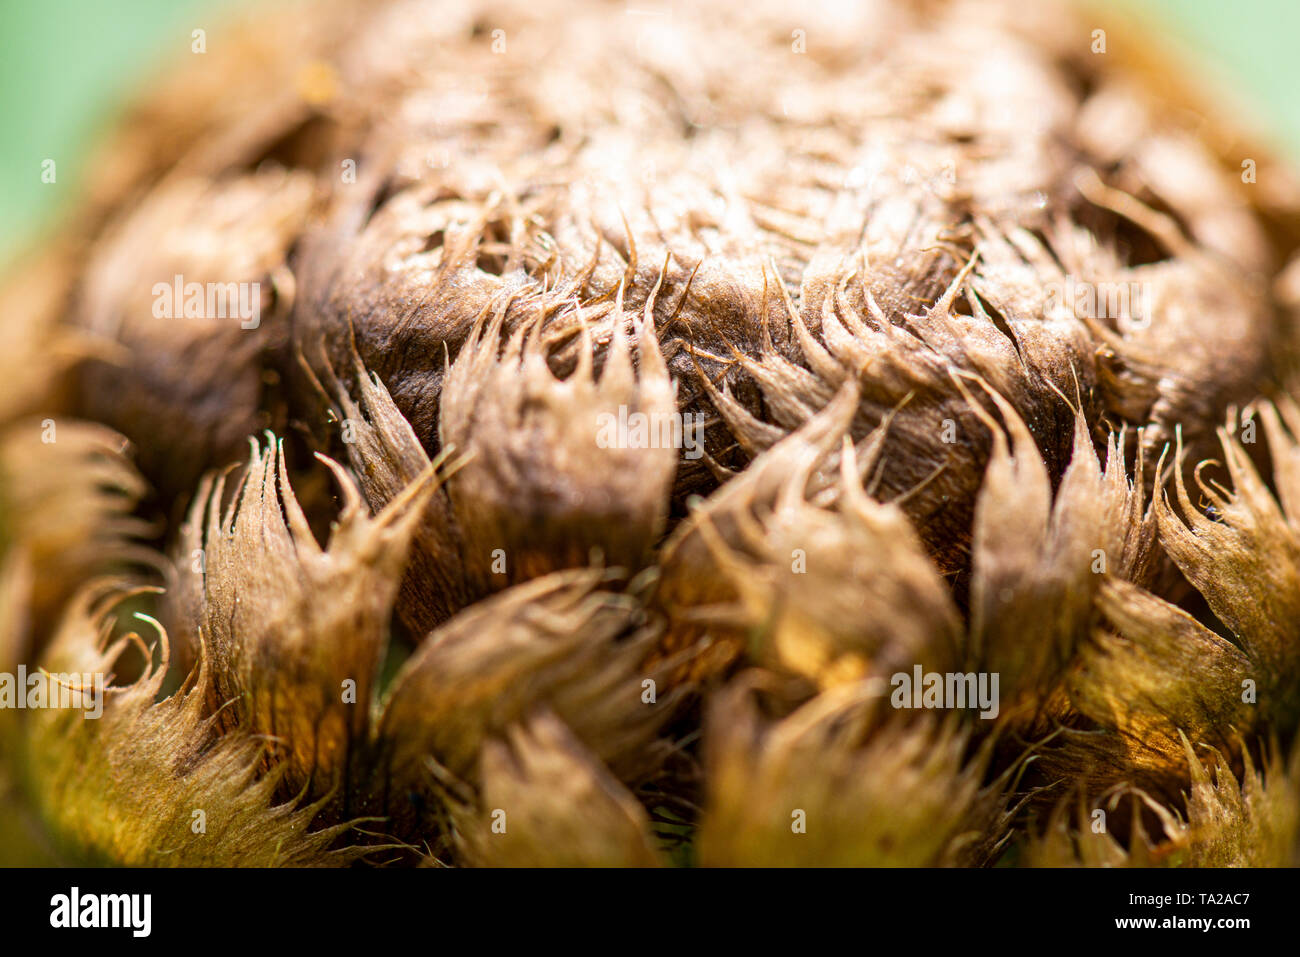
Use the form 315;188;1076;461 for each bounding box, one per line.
0;0;1297;266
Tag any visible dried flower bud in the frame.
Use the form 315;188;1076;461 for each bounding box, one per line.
3;0;1299;869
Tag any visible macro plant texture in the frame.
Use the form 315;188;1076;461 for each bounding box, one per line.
2;0;1300;868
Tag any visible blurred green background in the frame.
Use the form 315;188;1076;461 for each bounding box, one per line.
0;0;1297;268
